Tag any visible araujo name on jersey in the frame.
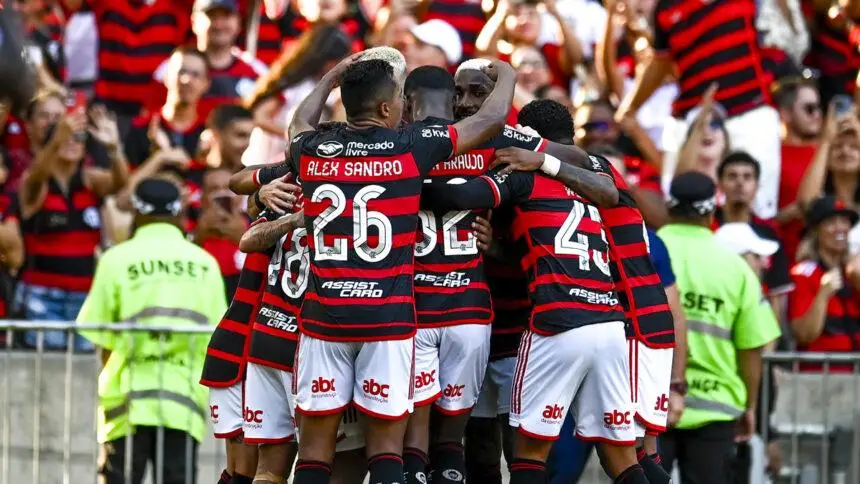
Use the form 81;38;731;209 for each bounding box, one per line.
435;153;484;172
306;159;404;178
320;280;384;298
414;271;471;288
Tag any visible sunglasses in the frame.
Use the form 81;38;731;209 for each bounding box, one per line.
707;117;724;130
582;121;612;132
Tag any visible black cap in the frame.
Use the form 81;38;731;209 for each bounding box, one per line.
132;178;183;217
805;195;859;230
668;171;717;216
193;0;238;13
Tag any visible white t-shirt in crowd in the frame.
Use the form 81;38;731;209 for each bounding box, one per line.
63;12;98;83
538;0;606;60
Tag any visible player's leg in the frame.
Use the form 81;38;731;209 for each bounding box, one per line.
430;324;491;484
571;322;646;483
464;358;503;484
243;363;298;484
403;328;442;484
331;448;369;484
353;338;415;484
209;383;245;483
231;438;258;484
508;330;587;484
293;336;355;483
631;340;674;483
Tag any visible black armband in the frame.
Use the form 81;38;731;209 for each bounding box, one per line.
255;162;291;186
253;190;263;209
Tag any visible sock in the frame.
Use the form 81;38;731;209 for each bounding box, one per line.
639;453;670;484
614;463;650;484
292;460;331;484
368;453;404;484
430;442;466;483
508;458;546;484
403;447;430;484
230;474;253;484
218;469;232;484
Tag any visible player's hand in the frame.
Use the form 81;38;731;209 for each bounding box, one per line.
735;409;756;443
492;147;544;175
515;124;540;137
482;61;515;83
158;147;191;169
820;267;844;297
667;390;684;427
55;110;88;144
472;211;493;252
259;174;301;213
87;105;121;150
147;115;171;152
328;52;366;84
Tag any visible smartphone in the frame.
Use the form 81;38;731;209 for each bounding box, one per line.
65;90;87;114
831;94;854;117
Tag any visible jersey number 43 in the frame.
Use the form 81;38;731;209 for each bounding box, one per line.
554;200;611;277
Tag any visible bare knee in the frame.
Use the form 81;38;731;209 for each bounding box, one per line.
298;412;343;464
365;415;409;456
512;431;554;462
597;442;638;478
404;405;432;450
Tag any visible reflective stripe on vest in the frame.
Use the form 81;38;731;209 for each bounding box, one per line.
686;319;732;340
104;390;207;421
684;396;743;418
128;306;211;325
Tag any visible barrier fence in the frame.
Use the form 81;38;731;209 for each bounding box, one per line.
1;321;859;484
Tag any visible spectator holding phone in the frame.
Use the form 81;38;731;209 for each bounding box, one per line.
797;97;860;256
16;105;129;351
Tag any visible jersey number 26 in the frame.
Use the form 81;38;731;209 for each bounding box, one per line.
310;184;393;263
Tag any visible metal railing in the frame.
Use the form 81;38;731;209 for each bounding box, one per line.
0;320;223;484
762;352;860;484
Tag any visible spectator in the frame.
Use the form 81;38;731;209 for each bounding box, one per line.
511;46;551;94
195;167;247;300
798;109;860;255
617;0;781;219
802;1;860;106
403;19;462;71
61;0;194;135
5;90;65;197
13;0;67;92
674;89;731;183
421;0;487;61
205;105;255;173
121;47;211;215
657;171;780;483
533;83;572;111
476;0;582;89
776;78;823;262
16;105;129;350
714;152;793;316
789;196;860;366
535;0;605;62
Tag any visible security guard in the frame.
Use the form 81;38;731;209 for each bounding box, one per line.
656;172;781;483
77;177;227;484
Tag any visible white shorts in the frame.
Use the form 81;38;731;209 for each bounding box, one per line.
510;323;635;444
294;335;415;419
209;382;243;439
413;325;491;414
243;363;296;444
629;339;674;437
472;357;517;418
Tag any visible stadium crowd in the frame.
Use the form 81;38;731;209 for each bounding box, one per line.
1;0;860;482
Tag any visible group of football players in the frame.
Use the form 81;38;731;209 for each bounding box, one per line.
200;48;685;484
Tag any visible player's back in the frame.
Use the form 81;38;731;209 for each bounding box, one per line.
508;173;625;334
292;121;456;341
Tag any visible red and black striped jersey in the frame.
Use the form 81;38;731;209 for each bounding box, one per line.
415;124;547;328
485;207;529;360
291;119;458;341
653;0;771;118
424;155;625;335
20;169;103;292
248;216;308;371
802;4;860;96
69;0;192;116
201;248;270;387
601;165;674;348
198;50;267;121
422;0;486;60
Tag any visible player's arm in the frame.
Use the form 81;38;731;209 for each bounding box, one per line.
492;148;619;207
423;170;530;212
450;62;518;155
239;211;305;253
229;161;291;195
287;54;361;140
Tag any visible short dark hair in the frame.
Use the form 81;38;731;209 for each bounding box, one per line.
208;104;253;131
717;151;761;180
774;77;817;110
340;59;398;119
172;46;211;74
405;66;455;96
517;99;573;144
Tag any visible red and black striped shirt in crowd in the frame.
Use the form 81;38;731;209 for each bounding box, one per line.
197;50;267;121
789;259;860;372
415;123;547;328
422;0;486;60
68;0;191;115
248;214;308;372
602;165;674;348
424;155;626;335
801;4;860;97
653;0;771;118
291;119;458;342
20;168;103;292
200;247;270;387
485;207;529;360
